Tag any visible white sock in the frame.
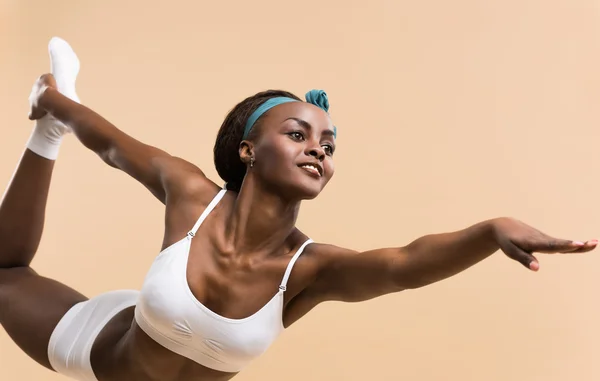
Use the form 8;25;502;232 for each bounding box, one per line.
26;37;81;160
48;36;81;103
26;115;70;160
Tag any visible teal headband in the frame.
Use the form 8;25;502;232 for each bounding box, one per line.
242;89;337;139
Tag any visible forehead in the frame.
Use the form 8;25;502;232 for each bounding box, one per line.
262;102;334;131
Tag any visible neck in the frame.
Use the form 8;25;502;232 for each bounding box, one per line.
224;176;300;256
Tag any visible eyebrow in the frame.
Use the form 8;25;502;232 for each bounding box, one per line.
284;117;336;138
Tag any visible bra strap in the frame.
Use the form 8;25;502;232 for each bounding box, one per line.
279;239;314;291
187;189;227;238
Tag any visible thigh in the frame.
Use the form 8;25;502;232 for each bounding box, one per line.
0;266;87;370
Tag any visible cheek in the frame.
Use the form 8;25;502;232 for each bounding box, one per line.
258;139;300;173
324;159;335;179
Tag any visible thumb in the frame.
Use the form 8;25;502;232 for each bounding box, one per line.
503;240;539;271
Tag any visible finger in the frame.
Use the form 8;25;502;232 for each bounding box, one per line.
28;108;46;121
28;109;47;121
504;240;539;271
530;238;586;254
568;239;598;254
39;73;55;86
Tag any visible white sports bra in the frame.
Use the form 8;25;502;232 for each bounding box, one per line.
134;189;313;373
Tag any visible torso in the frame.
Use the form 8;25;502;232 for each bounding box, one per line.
88;180;327;381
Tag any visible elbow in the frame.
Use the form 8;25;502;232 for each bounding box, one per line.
98;144;118;168
390;247;437;290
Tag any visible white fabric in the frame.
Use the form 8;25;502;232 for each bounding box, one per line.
135;189;312;373
48;290;139;381
26;37;79;160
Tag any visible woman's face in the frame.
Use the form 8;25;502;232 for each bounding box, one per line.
243;101;336;200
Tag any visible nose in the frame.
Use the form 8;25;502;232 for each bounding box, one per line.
307;146;326;161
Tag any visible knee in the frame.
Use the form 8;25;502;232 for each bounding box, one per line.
0;245;37;268
0;266;36;313
0;266;37;288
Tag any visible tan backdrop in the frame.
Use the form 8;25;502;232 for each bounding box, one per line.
2;1;600;380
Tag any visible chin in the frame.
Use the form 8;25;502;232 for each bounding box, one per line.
300;189;321;200
271;178;323;201
292;178;326;200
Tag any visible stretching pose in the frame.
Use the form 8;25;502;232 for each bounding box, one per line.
1;38;596;381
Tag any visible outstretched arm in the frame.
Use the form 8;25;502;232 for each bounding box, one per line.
309;217;597;303
34;80;207;204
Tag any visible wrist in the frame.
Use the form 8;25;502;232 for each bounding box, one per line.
487;217;512;244
38;86;60;112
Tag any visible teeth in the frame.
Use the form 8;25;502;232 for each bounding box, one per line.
301;164;320;176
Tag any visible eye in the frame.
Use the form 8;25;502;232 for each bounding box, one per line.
322;144;334;155
288;131;305;141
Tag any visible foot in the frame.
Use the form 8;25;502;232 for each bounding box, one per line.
48;37;80;103
24;35;80;161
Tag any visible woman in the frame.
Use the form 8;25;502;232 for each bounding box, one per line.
1;37;596;381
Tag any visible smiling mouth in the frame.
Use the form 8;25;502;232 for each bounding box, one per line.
299;164;322;177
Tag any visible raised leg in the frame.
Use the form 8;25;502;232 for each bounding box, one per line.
0;37;88;372
0;147;89;371
0;34;81;268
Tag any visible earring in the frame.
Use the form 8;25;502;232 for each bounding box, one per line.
250;157;255;168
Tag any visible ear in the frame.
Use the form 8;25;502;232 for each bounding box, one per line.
239;140;254;165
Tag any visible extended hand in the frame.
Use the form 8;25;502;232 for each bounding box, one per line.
492;217;597;271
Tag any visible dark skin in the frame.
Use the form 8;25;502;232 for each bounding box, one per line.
0;73;596;381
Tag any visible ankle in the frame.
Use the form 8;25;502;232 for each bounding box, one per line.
26;115;69;160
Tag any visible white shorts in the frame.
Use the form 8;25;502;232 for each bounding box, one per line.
47;289;140;381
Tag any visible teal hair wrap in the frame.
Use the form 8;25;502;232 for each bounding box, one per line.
242;89;337;139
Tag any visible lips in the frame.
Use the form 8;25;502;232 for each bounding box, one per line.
298;162;323;177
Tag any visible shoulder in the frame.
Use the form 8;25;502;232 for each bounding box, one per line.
301;241;359;268
284;239;357;293
153;155;224;206
281;240;358;326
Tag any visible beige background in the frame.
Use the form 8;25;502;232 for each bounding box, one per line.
2;0;600;380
